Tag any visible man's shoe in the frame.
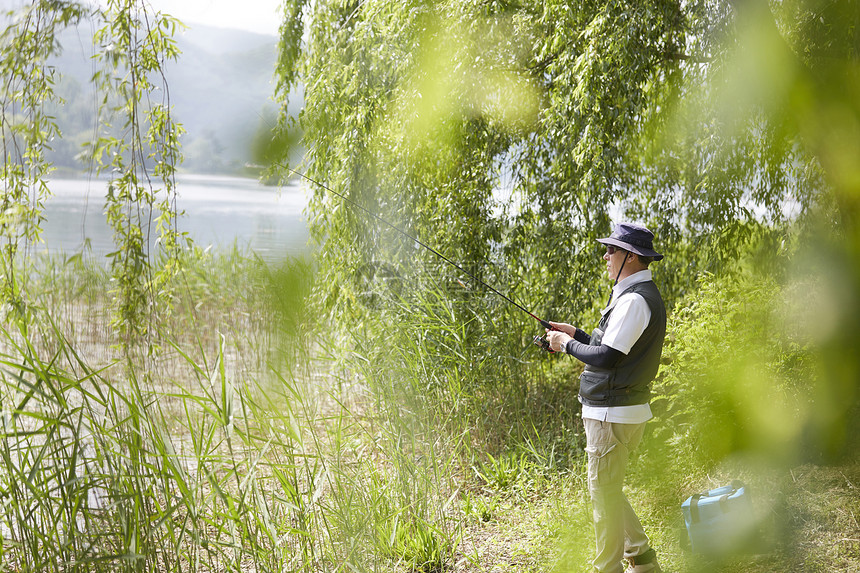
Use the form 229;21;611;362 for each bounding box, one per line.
624;548;661;573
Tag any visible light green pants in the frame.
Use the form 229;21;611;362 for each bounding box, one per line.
584;418;650;573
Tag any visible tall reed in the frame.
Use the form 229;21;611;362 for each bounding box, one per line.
1;247;589;572
0;250;325;571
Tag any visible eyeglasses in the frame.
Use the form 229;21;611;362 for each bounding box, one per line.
605;246;626;256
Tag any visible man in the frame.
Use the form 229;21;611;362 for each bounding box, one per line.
546;222;666;573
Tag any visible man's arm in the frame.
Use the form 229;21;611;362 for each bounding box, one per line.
573;328;591;344
564;339;624;369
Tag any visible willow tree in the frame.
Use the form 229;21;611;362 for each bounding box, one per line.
1;1;87;319
273;1;835;340
0;0;184;352
274;0;860;458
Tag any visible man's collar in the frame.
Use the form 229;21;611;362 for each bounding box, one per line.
603;269;653;313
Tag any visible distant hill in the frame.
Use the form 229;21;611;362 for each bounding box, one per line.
30;13;301;176
162;23;287;174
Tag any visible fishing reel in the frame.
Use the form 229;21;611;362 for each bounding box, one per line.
533;335;554;353
533;319;557;353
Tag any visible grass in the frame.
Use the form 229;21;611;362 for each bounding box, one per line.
0;249;858;572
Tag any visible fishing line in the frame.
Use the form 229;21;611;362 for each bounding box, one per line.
283;165;554;332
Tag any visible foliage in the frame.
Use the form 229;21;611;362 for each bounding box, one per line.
639;254;860;570
0;0;88;317
0;248;316;571
267;3;860;568
1;249;856;572
2;0;860;571
273;0;860;467
1;1;187;357
473;452;528;492
88;1;186;350
272;0;833;338
651;266;816;476
461;491;498;522
376;511;457;572
0;308;306;571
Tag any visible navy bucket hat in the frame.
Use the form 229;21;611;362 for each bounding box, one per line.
597;222;664;261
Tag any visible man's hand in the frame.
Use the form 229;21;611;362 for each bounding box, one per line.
548;321;577;337
545;329;572;353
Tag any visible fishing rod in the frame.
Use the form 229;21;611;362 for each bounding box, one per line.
283;165;557;351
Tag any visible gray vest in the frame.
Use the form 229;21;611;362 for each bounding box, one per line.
579;280;666;407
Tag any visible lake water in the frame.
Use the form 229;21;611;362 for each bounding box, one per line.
39;175;311;261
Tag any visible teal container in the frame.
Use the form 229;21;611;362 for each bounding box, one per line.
682;481;757;555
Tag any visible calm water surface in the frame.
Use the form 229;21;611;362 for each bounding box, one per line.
40;175;311;261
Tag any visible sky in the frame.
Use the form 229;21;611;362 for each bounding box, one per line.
0;0;284;37
147;0;284;36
